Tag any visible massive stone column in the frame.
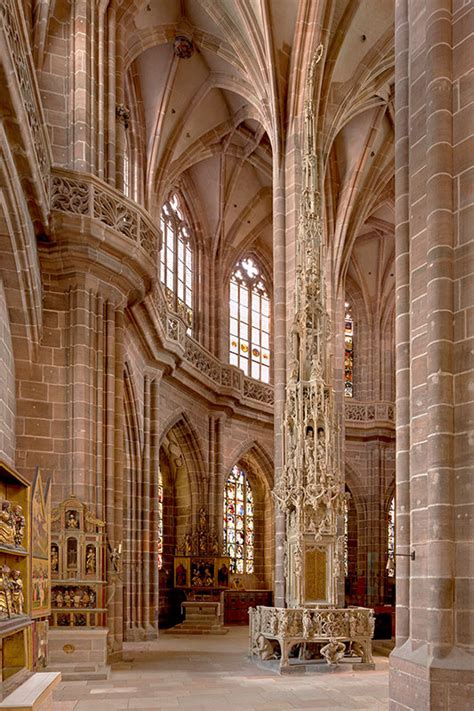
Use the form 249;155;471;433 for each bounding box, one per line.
390;1;474;707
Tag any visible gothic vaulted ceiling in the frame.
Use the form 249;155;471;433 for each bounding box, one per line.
38;0;395;293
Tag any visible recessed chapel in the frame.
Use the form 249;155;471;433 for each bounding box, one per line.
0;0;472;709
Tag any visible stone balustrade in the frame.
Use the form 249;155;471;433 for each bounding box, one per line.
249;605;374;671
344;400;394;425
150;282;274;408
50;168;159;263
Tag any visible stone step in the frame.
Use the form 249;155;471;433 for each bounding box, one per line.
372;639;395;657
48;664;110;681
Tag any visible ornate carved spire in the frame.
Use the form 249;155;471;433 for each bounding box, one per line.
273;45;346;608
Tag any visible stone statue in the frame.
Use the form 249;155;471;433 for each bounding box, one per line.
51;546;59;573
320;639;346;665
302;608;312;638
257;635;279;660
10;570;24;615
0;501;15;546
55;590;64;607
184;532;192;555
0;565;11;617
12;505;25;547
86;546;96;574
66;511;79;528
210;530;219;555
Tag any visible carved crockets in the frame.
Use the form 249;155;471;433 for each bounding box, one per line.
249;604;374;671
175;506;220;557
273;45;346;607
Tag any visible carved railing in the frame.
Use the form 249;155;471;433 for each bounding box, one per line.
249;605;374;670
50;169;159;262
1;0;51;205
345;401;394;425
150;282;274;408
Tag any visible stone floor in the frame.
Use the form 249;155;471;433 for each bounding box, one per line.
52;628;389;711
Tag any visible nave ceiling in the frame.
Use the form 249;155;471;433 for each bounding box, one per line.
31;0;396;300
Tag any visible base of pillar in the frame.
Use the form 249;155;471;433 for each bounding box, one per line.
252;657;376;675
389;642;474;710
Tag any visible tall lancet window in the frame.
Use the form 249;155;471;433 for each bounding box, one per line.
160;193;193;333
223;465;254;574
344;301;354;397
123;148;130;198
229;257;270;383
387;497;395;577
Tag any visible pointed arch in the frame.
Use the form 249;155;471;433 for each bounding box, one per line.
224;439;274;587
228;253;271;382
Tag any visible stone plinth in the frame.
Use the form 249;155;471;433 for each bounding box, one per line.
0;672;61;711
47;628;110;680
166;601;229;635
250;605;375;673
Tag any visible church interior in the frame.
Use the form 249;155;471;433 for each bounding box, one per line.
0;0;472;709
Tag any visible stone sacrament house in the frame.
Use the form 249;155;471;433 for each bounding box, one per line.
0;0;472;708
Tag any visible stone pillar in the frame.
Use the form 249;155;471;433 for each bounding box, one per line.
389;1;474;707
272;161;286;607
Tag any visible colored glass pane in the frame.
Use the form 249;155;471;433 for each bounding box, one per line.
223;465;255;574
344;302;354;397
229;256;270;383
388;497;395;577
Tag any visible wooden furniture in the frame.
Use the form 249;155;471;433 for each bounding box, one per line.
49;496;106;628
48;497;109;680
0;460;32;687
224;590;272;625
0;671;61;710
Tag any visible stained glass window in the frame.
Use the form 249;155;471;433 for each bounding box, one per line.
160;193;193;333
387;497;395;577
343;501;349;577
157;482;163;570
223;465;254;574
344;301;354;397
229;257;270;383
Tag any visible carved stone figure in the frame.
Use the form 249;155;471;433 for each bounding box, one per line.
257;635;279;660
12;505;25;546
51;545;59;573
0;565;12;617
10;570;24;615
55;590;64;607
73;589;82;608
320;639;346;665
0;501;15;546
184;532;192;555
66;511;79;529
302;609;312;638
86;546;96;574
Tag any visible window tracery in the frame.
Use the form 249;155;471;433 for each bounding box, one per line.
123;148;130;198
160;193;193;333
229;257;270;383
223;465;254;574
344;301;354;397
